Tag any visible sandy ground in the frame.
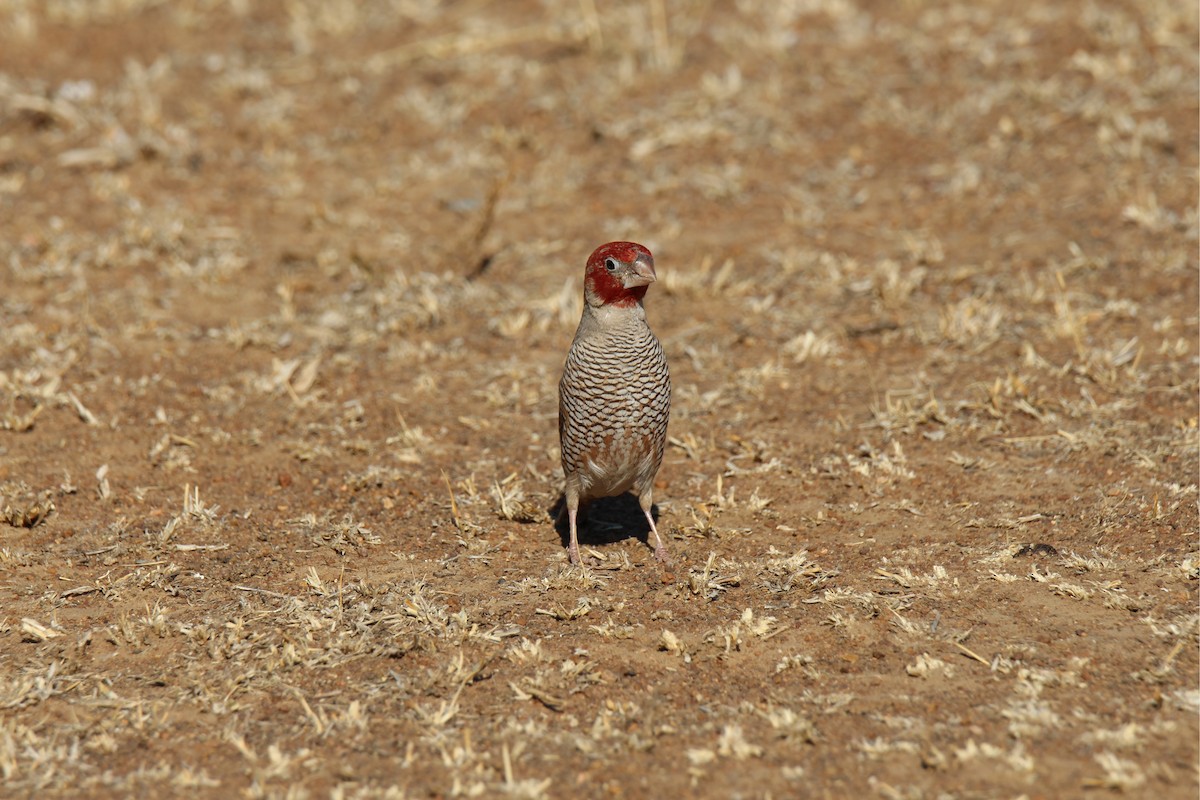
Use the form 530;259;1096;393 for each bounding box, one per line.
1;1;1197;797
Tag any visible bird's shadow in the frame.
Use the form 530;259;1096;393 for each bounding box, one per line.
548;493;660;553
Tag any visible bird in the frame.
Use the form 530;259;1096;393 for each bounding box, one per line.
558;241;672;565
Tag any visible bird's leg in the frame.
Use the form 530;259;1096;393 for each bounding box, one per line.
639;491;671;565
568;506;583;565
564;488;583;565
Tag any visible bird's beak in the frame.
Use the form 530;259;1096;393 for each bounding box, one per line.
622;258;657;288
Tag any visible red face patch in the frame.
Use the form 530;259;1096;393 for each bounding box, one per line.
584;241;655;307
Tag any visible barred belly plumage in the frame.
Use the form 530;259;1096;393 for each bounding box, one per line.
559;324;670;498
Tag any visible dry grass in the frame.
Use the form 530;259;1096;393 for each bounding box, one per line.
0;0;1197;797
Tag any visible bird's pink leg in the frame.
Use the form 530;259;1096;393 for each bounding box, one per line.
639;492;670;565
566;494;582;565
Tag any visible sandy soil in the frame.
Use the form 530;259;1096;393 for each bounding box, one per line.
1;1;1197;797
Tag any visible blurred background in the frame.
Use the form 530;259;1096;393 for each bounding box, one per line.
0;2;1196;797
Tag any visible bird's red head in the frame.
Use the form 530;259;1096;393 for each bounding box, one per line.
583;241;656;308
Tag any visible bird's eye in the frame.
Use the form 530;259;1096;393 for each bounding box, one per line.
604;258;618;271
